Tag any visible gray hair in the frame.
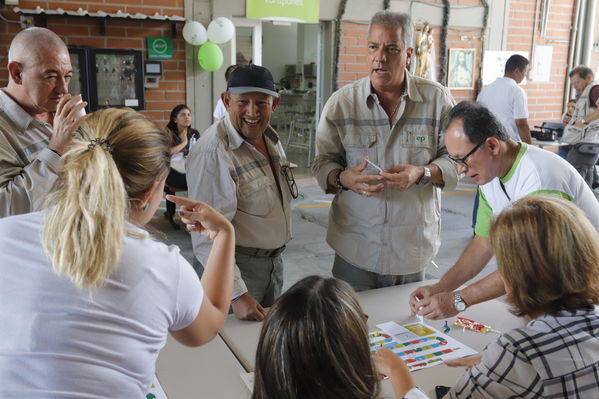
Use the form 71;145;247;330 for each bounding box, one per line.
569;65;594;80
8;27;67;63
368;11;414;49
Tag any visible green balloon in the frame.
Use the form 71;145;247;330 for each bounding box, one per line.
198;41;223;72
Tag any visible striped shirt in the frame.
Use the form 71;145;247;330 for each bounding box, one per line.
312;72;458;275
186;116;292;298
0;89;63;217
449;306;599;398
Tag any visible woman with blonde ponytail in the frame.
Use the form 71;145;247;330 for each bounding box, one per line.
0;108;235;397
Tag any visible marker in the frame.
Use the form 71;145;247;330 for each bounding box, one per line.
414;297;424;323
366;159;383;172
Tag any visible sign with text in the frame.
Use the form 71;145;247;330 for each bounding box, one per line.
246;0;319;23
147;37;173;60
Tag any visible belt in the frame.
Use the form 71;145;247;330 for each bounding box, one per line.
235;245;286;258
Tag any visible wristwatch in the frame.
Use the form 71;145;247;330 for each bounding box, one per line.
581;118;588;125
417;166;431;185
453;291;467;312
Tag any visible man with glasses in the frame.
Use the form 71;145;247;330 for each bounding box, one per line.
312;10;458;291
477;54;531;144
186;65;294;321
409;101;599;319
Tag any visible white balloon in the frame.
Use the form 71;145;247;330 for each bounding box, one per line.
207;17;235;44
182;20;207;46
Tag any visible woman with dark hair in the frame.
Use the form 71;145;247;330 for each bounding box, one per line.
252;276;415;399
164;104;200;228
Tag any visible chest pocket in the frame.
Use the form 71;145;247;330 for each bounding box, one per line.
237;175;275;216
400;126;435;165
343;134;378;169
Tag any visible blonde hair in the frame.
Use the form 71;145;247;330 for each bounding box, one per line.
490;195;599;317
43;108;170;289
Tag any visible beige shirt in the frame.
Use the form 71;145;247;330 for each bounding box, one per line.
562;81;599;144
312;72;458;275
0;89;63;217
186;116;292;298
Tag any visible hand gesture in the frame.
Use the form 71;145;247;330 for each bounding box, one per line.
380;164;423;191
375;347;407;377
408;284;439;315
166;195;233;240
414;291;458;320
48;94;87;155
231;293;267;321
340;157;384;197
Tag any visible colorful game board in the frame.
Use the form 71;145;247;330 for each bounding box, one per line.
369;321;477;371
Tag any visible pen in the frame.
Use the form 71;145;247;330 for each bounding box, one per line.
366;159;383;172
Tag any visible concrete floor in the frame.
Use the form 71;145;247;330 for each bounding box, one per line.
148;175;497;292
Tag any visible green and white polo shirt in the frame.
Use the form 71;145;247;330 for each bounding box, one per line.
475;143;599;237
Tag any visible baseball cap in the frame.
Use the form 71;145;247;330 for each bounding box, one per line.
226;64;279;98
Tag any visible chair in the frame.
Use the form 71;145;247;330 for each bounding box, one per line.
164;184;186;230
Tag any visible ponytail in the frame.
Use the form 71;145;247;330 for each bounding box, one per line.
43;108;170;289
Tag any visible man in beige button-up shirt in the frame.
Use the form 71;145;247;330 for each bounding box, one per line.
312;11;458;291
0;27;85;217
187;65;293;321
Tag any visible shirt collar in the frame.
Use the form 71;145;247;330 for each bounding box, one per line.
224;114;279;150
366;69;423;107
0;89;36;132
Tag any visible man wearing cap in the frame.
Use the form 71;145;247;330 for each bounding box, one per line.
312;11;458;292
186;64;293;321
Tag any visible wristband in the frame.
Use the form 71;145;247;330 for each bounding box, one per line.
334;168;348;190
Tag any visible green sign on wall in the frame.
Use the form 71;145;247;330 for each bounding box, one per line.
246;0;320;23
147;37;173;60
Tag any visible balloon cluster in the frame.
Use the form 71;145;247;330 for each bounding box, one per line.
182;17;235;72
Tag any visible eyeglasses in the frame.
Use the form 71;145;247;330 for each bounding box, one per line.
281;164;299;199
448;139;486;168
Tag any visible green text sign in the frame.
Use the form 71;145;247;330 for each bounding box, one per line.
147;37;173;60
246;0;319;23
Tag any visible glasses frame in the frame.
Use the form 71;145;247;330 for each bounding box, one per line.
448;139;486;168
281;163;299;199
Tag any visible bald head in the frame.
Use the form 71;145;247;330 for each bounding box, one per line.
8;27;68;65
5;27;72;115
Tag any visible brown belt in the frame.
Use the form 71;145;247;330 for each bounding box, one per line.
235;245;286;258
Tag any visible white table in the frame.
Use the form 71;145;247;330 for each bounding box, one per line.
220;280;525;396
531;138;569;149
156;334;250;398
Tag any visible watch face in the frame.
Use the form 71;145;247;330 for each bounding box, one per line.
456;301;466;312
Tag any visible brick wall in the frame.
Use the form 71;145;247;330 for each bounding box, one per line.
336;0;576;127
0;0;186;125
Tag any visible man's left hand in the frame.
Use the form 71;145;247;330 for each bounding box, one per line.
380;164;423;191
415;291;458;320
444;355;481;369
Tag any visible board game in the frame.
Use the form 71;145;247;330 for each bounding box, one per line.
369;320;477;371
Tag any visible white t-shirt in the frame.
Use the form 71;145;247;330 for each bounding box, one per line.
477;77;529;142
0;211;203;397
475;143;599;237
213;98;227;119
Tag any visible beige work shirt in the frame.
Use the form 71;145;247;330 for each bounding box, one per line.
186;116;292;298
312;72;458;275
0;89;63;217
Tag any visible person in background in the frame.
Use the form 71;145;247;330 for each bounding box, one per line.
0;108;235;397
477;54;531;144
562;66;599;187
409;101;599;320
213;64;240;122
0;27;85;217
311;10;458;292
391;196;599;398
163;104;200;229
561;99;577;125
187;64;294;321
252;275;419;399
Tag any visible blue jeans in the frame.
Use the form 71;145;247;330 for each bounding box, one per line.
332;254;425;292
